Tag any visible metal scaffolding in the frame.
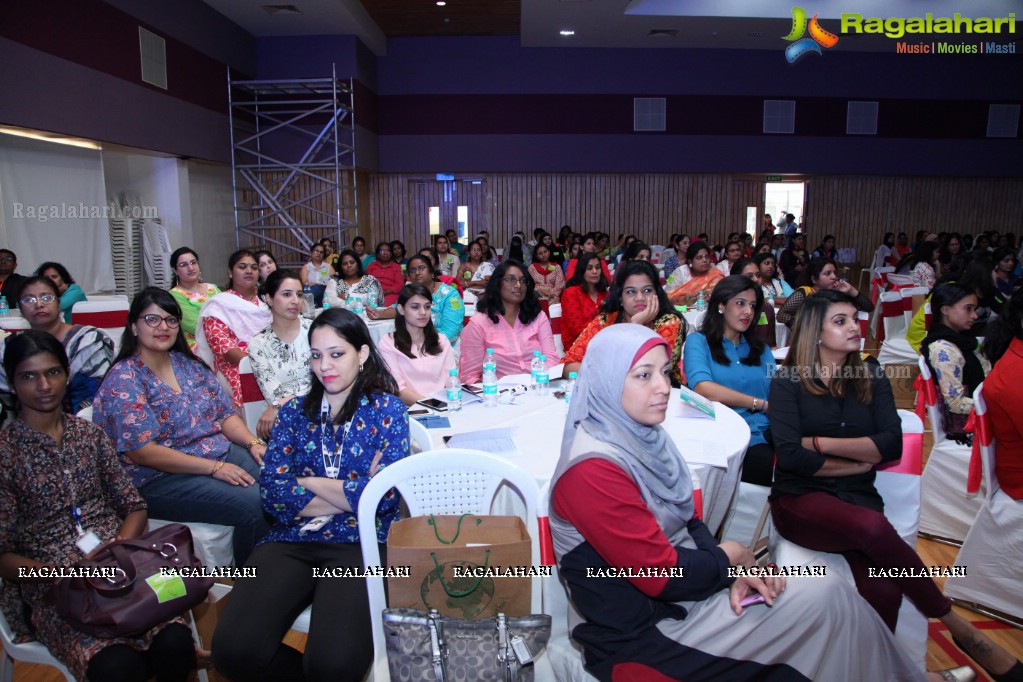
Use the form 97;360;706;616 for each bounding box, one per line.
228;66;356;265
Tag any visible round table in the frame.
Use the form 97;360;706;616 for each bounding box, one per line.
423;386;749;535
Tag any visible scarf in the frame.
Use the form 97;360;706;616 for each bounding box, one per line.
560;324;694;528
920;322;986;397
193;290;271;368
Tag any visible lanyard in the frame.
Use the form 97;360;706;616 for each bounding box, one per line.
319;394;352;480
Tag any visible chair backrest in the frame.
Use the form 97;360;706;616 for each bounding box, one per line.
886;273;915;289
71;299;129;354
548;303;564;355
917;355;948;444
973;383;999;502
899;286;929;326
237;356;265;434
407;416;434;454
357;449;541;681
878;410;924;475
856;310;870;339
879;290;909;340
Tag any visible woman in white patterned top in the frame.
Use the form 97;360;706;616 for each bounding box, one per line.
248;270;312;440
433;234;461;278
325;249;385;309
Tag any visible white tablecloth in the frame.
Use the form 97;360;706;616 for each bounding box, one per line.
423;388;749;534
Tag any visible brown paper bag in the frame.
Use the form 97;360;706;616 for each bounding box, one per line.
387;514;531;619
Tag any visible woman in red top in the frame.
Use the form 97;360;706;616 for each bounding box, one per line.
560;252;609;351
365;242;405;306
983;292;1023;499
565;234;612;282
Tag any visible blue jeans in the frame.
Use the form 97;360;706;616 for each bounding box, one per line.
139;444;271;566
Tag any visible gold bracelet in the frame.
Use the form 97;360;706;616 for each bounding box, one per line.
246;437;265;450
211;460;226;476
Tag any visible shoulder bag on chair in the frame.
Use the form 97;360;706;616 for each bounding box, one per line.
50;523;214;638
383;607;551;682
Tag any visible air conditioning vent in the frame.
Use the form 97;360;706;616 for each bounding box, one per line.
138;28;167;90
987;104;1020;138
847;101;879;135
634;98;666;132
763;100;795;134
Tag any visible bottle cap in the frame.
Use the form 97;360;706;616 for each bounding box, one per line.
449;368;458;376
486;348;494;354
568;372;578;379
540;355;547;362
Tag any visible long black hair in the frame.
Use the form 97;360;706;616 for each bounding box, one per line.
801;257;837;289
983;288;1023;364
259;268;302;300
700;275;767;367
168;247;199;288
477;260;542;325
603;260;682;326
35;262;75;287
895;241;938;274
113;287;207;369
302;308;399;425
224;249;255;291
3;330;69;388
623;241;651;261
565;252;608;293
394;284;443;359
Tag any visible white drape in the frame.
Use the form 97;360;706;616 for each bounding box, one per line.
0;134;116;293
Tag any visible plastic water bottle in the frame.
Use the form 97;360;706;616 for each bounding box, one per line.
301;286;315;318
765;288;775;308
321;299;330;316
482;360;498;408
0;296;8;318
696;289;707;312
565;372;577;404
530;350;542;390
352;295;364;316
536;356;550;396
484;347;495;369
446;368;462;412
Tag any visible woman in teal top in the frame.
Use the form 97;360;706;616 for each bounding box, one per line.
683;275;776;485
36;262;87;323
367;253;464;343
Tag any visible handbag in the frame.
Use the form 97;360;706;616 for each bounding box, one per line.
382;608;552;682
51;523;214;638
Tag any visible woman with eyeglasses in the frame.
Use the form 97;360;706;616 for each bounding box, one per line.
684;275;776;486
390;240;409;268
299;243;335;308
365;242;404;306
564;260;687;386
168;246;221;349
716;240;745;276
325;248;385;310
93;288;271;566
0;277;113;413
194;250;272;411
367;253;464;344
378;284;456;405
351;236;374;270
459;260;560;381
34;262;86;323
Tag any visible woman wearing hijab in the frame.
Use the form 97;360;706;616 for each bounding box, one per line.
549;324;958;682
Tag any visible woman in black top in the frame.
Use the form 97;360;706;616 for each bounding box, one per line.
769;290;1021;682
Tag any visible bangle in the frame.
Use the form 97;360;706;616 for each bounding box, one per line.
752;398;759;412
246;438;265;450
211;460;226;476
813;436;823;455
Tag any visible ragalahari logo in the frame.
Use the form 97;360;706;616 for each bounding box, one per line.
783;7;840;62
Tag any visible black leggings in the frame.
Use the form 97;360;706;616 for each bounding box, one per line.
86;622;195;682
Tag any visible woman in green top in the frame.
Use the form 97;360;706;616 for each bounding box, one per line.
35;262;87;323
168;246;221;349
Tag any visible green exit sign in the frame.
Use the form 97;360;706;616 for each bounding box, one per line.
765;175;784;182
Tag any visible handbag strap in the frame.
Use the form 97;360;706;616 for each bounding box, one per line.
427;514;481;545
430;550;490;597
428;610;446;681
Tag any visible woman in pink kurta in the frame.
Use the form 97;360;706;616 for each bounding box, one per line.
528;242;566;303
378;284;456;404
459;261;560;381
365;242;405;306
195;250;271;409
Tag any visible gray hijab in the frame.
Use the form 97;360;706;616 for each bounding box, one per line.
561;324;694;527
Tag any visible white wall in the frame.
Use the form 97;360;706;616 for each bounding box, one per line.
185;160;237;285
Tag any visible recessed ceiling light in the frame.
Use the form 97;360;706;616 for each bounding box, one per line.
560;29;575;36
436;1;445;5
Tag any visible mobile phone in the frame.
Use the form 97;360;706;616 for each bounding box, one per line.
416;398;448;411
408;408;430;416
739;593;767;608
461;383;482;394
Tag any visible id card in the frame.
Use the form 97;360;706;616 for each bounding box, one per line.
300;515;334;532
76;530;102;555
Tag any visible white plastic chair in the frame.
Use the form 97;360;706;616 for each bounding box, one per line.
407;416;434;454
548;303;564;356
917;356;984;544
237;356;265;435
944;384;1023;625
0;585;76;680
357;449;543;682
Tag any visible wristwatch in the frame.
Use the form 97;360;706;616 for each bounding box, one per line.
246;437;266;450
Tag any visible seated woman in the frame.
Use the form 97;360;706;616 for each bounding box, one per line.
367;253;464;344
390;240;409;268
456;239;496;298
0;277;113;413
894;241;939;289
776;257;872;329
550;324;965;682
733;260;777;348
661;234;689;277
811;234;837;260
459;260;560;381
622;241;652;262
528;241;566;304
666;241;723;305
195;250;272;410
299;243;335;307
0;332;197;682
541;232;565;266
378;283;456;405
433;234;461;278
754;251;792;306
983;292;1023;499
560;252;609;352
365;242;405;306
684;276;775;486
993;246;1019;298
211;309;409;682
351;236;374;270
565;233;612;281
564;260;686;386
325;248;385;309
769;289;1020;681
920;283;991;443
254;249;278;285
35;261;86;323
779;234;809;289
875;232;896;268
715;240;744;276
248;270;312;441
938;233;964;272
505;233;526;264
94;288;271;566
169;247;221;349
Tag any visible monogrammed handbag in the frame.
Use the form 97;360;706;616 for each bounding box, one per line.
382;608;552;682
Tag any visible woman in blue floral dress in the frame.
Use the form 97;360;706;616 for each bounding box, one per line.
212;308;410;682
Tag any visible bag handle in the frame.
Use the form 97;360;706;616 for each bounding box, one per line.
427;514;481;545
430;549;490;597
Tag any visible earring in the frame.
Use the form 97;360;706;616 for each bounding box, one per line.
718;307;724;314
817;339;822;345
359;364;364;373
